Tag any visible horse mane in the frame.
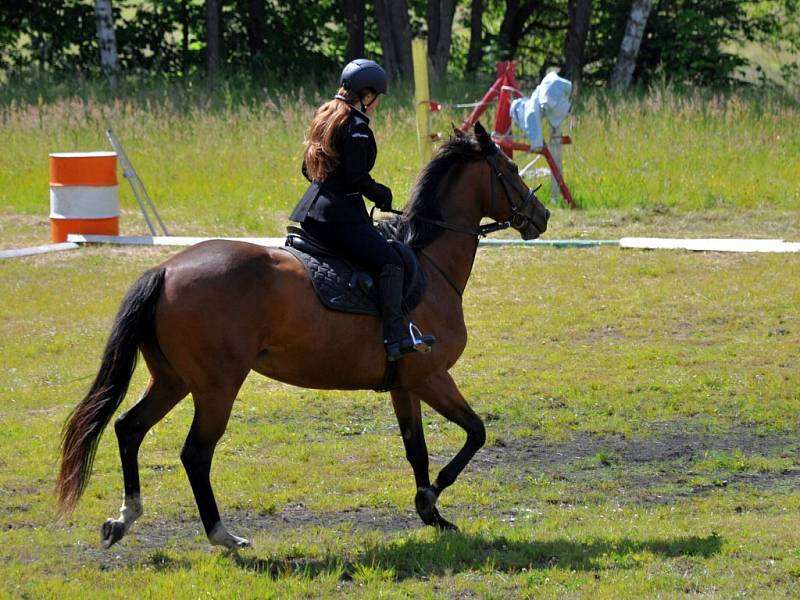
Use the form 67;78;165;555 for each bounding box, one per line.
378;132;490;249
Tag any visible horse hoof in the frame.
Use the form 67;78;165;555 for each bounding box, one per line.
414;487;438;525
432;508;459;532
209;522;251;549
101;519;125;549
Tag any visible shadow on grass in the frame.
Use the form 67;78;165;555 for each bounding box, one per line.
226;531;722;580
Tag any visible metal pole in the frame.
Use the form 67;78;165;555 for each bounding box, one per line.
106;128;170;235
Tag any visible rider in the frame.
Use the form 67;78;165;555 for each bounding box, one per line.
289;58;434;362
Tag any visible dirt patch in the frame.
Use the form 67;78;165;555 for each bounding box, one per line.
76;504;419;570
471;422;800;506
477;423;797;469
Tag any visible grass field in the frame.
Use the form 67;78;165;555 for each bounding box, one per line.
1;83;799;242
1;86;799;598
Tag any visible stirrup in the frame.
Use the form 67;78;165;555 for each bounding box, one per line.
408;323;435;353
384;323;436;362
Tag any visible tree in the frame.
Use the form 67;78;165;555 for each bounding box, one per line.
374;0;413;78
343;0;366;61
609;0;653;89
562;0;592;85
205;0;221;78
244;0;265;60
427;0;458;78
497;0;541;60
465;0;484;75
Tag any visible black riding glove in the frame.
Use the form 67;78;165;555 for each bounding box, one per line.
373;185;393;211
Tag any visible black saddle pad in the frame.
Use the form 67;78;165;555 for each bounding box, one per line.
284;228;426;317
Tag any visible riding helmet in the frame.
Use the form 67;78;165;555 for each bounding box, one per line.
340;59;388;95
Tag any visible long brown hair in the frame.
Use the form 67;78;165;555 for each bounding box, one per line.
304;87;362;181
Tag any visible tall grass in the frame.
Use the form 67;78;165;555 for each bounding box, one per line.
0;79;797;238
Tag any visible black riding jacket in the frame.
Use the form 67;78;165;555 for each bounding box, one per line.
290;105;392;224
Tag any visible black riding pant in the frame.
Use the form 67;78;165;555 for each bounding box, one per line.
301;219;402;277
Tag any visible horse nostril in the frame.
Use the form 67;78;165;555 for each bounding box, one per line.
545;209;551;220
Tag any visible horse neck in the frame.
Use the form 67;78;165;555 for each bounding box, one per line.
421;163;487;296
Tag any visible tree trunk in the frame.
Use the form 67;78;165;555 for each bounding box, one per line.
205;0;221;78
466;0;484;75
343;0;366;61
181;0;190;74
374;0;412;79
562;0;592;86
609;0;653;90
498;0;540;60
246;0;265;60
427;0;458;79
94;0;119;85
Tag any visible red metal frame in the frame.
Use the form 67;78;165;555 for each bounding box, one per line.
459;61;576;209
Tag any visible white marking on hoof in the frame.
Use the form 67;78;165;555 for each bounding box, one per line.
118;494;143;533
101;493;143;548
208;521;251;549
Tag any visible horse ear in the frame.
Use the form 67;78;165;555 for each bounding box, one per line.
451;123;465;138
474;121;495;152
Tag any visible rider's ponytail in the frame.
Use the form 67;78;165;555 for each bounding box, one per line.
304;87;360;181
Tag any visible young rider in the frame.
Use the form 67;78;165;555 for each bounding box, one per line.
289;58;434;361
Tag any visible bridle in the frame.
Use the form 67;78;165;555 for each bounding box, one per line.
484;148;542;234
375;148;543;298
379;148;542;239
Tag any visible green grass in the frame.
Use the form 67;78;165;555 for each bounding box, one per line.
0;85;798;245
1;237;799;598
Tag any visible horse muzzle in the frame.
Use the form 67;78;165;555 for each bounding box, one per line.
515;196;550;240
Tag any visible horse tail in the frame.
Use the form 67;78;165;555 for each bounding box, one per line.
56;266;166;517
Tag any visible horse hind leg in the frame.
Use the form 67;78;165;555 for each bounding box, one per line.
180;380;250;549
102;372;188;549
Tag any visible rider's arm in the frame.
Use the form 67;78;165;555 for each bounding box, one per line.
342;122;392;207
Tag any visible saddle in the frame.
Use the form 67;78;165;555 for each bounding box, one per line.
283;226;426;317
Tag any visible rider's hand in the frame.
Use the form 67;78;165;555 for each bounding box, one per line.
374;185;393;211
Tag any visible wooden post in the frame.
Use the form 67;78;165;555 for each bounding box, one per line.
412;38;432;165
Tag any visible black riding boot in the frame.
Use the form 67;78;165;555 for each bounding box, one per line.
378;264;435;361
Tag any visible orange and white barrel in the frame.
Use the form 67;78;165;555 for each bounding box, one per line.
49;151;119;242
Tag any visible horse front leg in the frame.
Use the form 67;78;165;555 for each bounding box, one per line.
402;371;486;531
390;389;443;527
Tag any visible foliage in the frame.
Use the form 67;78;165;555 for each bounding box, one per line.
0;0;798;89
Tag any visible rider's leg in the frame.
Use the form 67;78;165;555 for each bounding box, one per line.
300;220;434;359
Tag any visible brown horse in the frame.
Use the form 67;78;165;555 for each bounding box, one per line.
56;122;549;549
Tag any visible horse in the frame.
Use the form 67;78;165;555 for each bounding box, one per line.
56;122;550;549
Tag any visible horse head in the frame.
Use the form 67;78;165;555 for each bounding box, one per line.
472;121;550;240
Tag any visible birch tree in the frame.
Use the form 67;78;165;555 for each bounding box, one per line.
609;0;654;90
94;0;119;84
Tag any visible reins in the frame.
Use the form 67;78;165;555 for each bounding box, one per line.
380;207;511;238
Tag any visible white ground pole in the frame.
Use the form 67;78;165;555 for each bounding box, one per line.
620;238;800;253
0;242;81;259
4;236;798;259
66;235;800;253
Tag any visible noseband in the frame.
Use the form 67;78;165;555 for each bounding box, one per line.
380;150;540;239
485;150;541;233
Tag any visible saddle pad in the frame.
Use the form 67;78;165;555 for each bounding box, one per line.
282;246;425;317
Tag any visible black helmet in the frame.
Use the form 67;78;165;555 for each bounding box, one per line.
340;59;388;95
